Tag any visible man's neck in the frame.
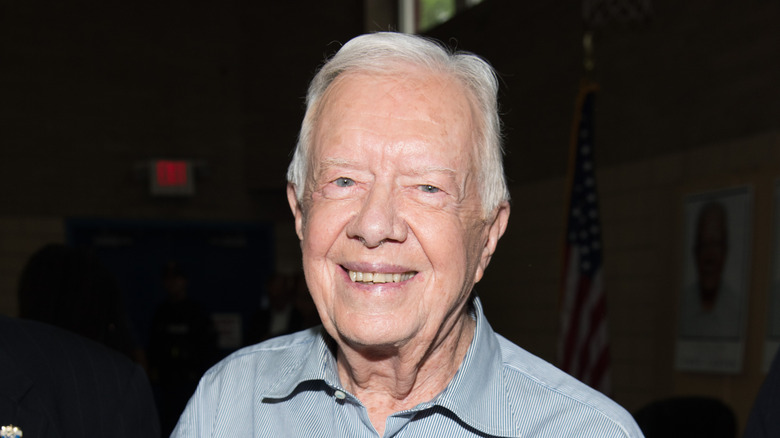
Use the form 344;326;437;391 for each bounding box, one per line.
334;314;476;436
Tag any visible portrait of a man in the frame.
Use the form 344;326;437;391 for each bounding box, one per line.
679;201;740;338
677;186;752;372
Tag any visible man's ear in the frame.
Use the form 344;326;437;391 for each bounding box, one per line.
474;201;510;284
287;183;304;241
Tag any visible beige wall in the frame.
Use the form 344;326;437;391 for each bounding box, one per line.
480;131;779;431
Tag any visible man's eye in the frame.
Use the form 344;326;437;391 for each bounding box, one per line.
334;177;355;187
419;184;440;193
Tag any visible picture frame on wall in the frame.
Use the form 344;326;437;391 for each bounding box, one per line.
675;185;753;373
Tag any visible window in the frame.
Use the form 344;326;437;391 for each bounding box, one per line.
418;0;456;31
397;0;484;33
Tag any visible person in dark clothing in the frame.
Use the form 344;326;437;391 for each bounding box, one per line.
17;243;142;362
745;349;780;437
0;315;160;437
246;272;320;346
148;261;216;436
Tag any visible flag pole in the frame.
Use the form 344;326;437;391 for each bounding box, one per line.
558;32;599;308
557;30;612;395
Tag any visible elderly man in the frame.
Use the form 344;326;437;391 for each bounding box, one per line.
173;32;643;437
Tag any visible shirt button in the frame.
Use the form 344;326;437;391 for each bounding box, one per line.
334;390;346;400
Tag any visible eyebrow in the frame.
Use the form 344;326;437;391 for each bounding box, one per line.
318;157;357;170
405;166;458;178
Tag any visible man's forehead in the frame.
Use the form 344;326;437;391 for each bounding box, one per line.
320;69;472;114
314;71;476;146
304;69;480;190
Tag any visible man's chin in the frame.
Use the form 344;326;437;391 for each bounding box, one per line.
331;321;415;354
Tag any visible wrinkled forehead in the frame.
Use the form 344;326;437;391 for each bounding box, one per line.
310;69;480;168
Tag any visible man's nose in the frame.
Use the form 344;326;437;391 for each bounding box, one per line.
346;184;407;248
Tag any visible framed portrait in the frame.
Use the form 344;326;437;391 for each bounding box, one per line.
675;186;753;373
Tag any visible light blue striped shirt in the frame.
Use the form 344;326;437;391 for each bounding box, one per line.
172;298;643;437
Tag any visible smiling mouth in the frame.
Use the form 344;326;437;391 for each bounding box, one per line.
347;269;416;284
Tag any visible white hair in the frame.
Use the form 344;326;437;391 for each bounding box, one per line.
286;32;509;216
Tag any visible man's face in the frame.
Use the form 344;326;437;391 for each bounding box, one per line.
287;69;507;349
695;210;727;293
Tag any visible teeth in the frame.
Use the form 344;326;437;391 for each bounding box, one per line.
348;270;415;284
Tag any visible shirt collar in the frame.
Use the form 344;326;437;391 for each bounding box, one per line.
432;296;515;436
257;297;515;436
257;326;342;398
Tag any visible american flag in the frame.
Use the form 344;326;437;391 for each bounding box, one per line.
558;83;611;395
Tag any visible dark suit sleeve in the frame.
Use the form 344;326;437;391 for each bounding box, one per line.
112;362;161;437
60;325;161;438
745;350;780;438
0;316;160;438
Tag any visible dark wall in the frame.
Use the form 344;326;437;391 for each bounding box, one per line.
427;0;584;185
425;0;780;185
0;0;363;221
4;0;776;218
241;1;364;191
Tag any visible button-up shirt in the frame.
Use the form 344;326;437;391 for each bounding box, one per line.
172;298;643;437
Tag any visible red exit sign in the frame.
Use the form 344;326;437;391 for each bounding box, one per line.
150;159;194;196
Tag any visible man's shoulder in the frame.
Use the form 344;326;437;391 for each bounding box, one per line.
0;316;149;398
494;334;642;437
202;326;323;384
0;316;160;436
0;315;130;367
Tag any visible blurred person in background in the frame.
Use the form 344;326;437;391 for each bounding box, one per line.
148;261;216;436
8;243;159;436
18;243;142;362
247;272;319;345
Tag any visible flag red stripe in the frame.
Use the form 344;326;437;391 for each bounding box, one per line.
580;293;606;365
577;292;607;381
562;273;592;371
